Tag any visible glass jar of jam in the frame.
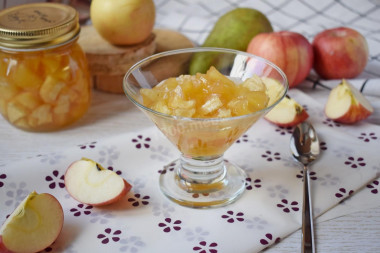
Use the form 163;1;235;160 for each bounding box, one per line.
0;3;91;132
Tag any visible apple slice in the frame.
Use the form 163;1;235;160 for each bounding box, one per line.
264;95;309;127
325;79;373;124
65;158;132;206
0;191;64;253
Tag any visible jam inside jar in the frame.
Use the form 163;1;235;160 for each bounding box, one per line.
0;3;91;132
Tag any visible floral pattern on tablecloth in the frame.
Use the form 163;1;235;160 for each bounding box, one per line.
0;89;379;253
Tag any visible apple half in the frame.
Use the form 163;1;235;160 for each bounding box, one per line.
264;95;309;127
325;79;373;124
65;158;132;206
0;191;64;253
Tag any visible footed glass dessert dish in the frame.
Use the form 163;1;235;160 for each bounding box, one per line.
123;47;288;208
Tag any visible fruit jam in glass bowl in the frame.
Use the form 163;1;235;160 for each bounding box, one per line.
123;47;288;208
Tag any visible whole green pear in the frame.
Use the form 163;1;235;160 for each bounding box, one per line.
189;8;273;74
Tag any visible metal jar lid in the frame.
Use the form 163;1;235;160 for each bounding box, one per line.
0;2;80;50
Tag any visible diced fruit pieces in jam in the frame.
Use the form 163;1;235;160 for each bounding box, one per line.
12;62;43;90
241;75;266;91
28;104;53;127
7;102;29;123
140;66;270;118
201;94;223;115
40;76;65;104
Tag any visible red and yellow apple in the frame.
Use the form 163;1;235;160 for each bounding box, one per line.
264;95;309;127
312;27;369;79
90;0;155;45
325;79;373;124
0;191;64;253
65;158;132;206
247;31;313;88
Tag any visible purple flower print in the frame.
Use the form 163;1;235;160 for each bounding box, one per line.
275;126;293;135
158;218;182;233
236;134;249;143
70;203;93;217
320;141;327;151
132;135;151;149
193;241;218;253
358;132;377;142
323;118;341;128
366;180;379;194
262;150;281;162
0;173;6;187
158;162;176;174
296;170;317;181
97;228;122;244
221;210;244;223
335;188;354;203
344;156;366;169
245;177;261;190
78;141;97;149
128;193;150;207
119;236;145;252
108;166;122;175
45;170;65;189
260;233;281;247
277;199;299;213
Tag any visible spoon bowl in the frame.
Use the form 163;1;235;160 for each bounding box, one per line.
290;121;320;253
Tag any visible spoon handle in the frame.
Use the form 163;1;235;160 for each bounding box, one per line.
302;167;315;253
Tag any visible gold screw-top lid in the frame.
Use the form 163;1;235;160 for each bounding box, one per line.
0;3;80;50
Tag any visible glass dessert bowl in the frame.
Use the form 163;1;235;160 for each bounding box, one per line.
123;47;288;208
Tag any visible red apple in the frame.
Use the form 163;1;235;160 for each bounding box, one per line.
247;31;313;88
264;95;309;127
0;191;64;253
312;27;369;79
65;158;132;206
325;79;373;124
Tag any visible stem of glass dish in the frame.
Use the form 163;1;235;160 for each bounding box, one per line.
176;154;227;192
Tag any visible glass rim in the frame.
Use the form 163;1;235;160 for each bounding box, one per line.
123;47;289;122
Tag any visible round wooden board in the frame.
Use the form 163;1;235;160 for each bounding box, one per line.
79;27;194;94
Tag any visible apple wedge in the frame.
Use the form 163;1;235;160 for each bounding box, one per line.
0;191;64;253
264;95;309;127
325;79;373;124
65;158;132;206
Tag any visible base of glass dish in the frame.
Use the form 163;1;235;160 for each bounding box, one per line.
159;157;247;208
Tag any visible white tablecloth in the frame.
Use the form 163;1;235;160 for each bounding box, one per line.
1;0;379;252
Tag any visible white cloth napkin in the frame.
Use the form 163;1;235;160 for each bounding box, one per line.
1;89;379;252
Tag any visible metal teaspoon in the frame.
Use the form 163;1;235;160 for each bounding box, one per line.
290;121;320;253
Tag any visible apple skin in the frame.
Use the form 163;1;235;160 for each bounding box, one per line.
325;79;373;124
90;0;155;45
312;27;369;79
247;31;313;88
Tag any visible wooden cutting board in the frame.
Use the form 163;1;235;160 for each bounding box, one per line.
78;26;194;94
